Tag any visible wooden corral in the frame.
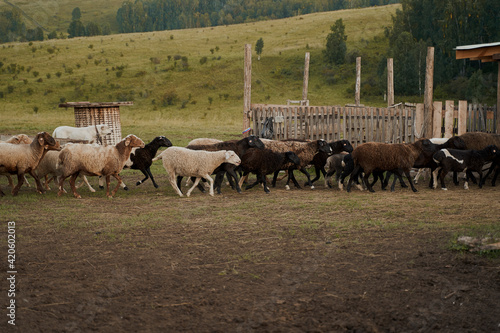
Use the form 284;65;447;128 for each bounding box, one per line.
251;100;491;147
58;102;133;145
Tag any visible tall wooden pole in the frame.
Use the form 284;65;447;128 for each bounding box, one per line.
423;47;435;138
243;44;252;136
497;62;500;134
302;52;310;103
387;58;394;106
355;57;361;106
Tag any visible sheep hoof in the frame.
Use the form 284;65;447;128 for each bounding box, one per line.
310;185;315;190
99;185;104;190
285;185;290;190
136;181;142;186
123;186;129;191
154;184;159;189
441;187;448;191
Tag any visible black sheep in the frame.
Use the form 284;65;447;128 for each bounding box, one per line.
432;145;498;190
480;149;500;187
308;139;353;186
125;136;173;188
240;148;301;193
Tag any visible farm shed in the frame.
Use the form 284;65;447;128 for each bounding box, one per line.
455;42;500;134
58;101;133;145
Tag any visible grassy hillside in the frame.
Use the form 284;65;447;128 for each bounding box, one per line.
0;4;399;144
0;0;124;33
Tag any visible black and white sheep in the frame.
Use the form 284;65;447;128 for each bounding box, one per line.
262;139;333;189
185;135;265;194
412;136;467;187
57;134;145;198
239;148;301;193
308;139;353;187
123;136;173;188
346;139;435;192
0;132;61;196
153;146;241;197
432;145;498;190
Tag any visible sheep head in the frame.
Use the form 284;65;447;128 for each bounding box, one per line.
157;136;173;148
317;139;333;154
224;150;241;166
247;135;265;149
37;132;61;151
123;134;145;148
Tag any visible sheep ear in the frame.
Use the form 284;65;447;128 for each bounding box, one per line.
225;151;230;159
124;137;131;146
38;136;44;146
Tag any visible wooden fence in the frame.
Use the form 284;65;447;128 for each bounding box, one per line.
250;101;496;147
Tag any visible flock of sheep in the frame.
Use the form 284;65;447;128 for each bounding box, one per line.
0;124;499;198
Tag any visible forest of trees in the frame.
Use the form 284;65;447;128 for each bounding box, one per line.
115;0;399;33
383;0;500;102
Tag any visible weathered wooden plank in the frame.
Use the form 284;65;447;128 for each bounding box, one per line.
444;100;454;138
433;101;443;138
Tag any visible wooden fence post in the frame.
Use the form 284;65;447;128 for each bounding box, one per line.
424;47;435;138
243;44;252;136
355;57;361;106
432;101;442;138
497;62;500;134
415;103;425;138
387;58;394;106
458;100;467;135
444;100;454;138
303;52;310;102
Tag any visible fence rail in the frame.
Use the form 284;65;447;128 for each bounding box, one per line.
250;101;496;147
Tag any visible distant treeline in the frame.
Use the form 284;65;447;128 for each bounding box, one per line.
116;0;400;33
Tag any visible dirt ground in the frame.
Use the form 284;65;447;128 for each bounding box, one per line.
1;171;500;332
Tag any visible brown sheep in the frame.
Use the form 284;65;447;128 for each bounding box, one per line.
57;134;145;198
347;139;434;193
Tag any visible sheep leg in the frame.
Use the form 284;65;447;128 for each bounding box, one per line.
169;174;184;197
224;168;241;193
7;175;14;189
69;173;81;198
238;171;250;189
438;168;448;190
261;173;271;193
325;169;335;188
136;169;150;186
145;167;159;188
271;170;280;188
286;169;302;190
27;170;45;194
186;177;202;197
204;174;215;196
77;175;96;192
363;172;375;193
492;167;499;186
308;166;324;186
110;174;122;197
346;166;361;192
300;167;314;188
480;164;495;187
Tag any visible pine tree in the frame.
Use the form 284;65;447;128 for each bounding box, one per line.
324;19;347;65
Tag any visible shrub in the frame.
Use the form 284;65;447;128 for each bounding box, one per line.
116;70;123;78
161;90;178;106
33;106;39;113
56;71;62;78
33;71;39;77
7;85;14;93
27;88;34;95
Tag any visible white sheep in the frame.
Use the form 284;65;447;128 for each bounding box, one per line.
57;134;145;198
0;132;61;196
153;146;241;197
52;124;113;144
1;134;33;188
187;138;223;146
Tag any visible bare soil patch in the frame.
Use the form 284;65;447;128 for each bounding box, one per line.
1;171;500;332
